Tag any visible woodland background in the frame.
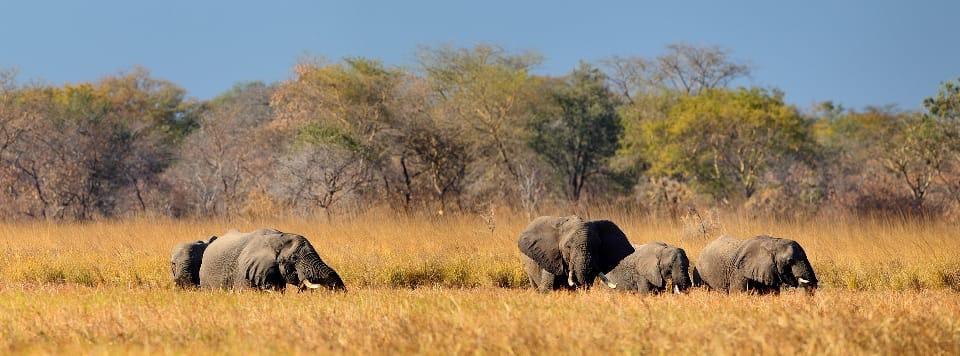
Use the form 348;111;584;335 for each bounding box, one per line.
2;43;959;222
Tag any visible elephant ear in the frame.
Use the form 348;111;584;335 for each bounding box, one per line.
518;216;565;276
734;242;779;285
636;250;665;288
238;245;285;290
588;220;635;273
772;239;803;271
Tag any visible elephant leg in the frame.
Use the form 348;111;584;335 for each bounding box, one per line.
542;270;565;292
637;280;652;294
747;280;780;295
523;266;541;290
526;273;540;290
729;275;750;294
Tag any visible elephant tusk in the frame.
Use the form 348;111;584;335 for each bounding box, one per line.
673;285;681;294
567;271;576;287
798;278;810;285
301;279;322;289
597;273;616;289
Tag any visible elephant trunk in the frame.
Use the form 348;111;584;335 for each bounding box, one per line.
172;263;195;288
791;259;818;291
672;249;692;292
568;251;597;289
297;250;346;291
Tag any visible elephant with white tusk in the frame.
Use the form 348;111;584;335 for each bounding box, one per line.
603;242;692;294
692;235;818;294
199;228;345;292
518;216;634;291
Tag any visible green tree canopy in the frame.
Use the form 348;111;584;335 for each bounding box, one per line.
529;63;622;201
641;88;812;201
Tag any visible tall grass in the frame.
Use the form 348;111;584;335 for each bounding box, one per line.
1;210;958;290
0;210;958;354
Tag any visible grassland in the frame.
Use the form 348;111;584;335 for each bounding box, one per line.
0;210;959;354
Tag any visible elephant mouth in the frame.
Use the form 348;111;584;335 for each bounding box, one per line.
597;273;617;289
567;271;617;289
297;278;346;292
301;279;324;290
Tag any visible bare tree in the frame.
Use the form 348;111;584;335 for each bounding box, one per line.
655;43;751;95
166;82;275;216
599;56;657;103
271;144;370;221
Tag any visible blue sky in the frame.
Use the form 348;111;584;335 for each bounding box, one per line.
2;0;957;110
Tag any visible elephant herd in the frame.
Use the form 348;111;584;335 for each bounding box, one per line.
518;215;818;294
171;215;817;295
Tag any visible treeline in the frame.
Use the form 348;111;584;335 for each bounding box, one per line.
1;44;959;221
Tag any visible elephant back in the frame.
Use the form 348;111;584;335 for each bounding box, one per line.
602;252;642;291
198;229;266;289
695;235;742;291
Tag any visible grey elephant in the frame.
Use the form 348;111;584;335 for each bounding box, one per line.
518;215;634;291
692;235;817;294
604;242;692;294
170;236;217;288
199;228;345;291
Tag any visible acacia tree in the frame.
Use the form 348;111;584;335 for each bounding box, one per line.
641;88;812;202
529;63;622;201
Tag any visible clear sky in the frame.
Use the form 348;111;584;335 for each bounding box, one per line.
2;0;957;110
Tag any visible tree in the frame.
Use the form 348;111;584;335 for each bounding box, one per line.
165;82;276;216
270;58;402;216
655;43;751;95
605;44;751;181
641;88;812;202
0;68;197;220
815;106;948;214
529;63;622;201
601;43;751;102
879;115;945;211
417;44;543;194
271;143;369;221
923;78;960;206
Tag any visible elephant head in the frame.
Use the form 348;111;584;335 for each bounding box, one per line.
277;233;346;291
735;235;817;292
634;242;692;293
518;216;634;289
240;230;346;292
170;236;217;288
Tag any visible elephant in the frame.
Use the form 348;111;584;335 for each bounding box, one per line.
198;228;345;291
518;215;634;291
521;253;574;291
604;242;692;294
170;236;217;288
692;235;817;294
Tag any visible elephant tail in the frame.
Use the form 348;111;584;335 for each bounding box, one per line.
691;267;703;287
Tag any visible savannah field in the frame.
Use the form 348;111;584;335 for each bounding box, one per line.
1;209;959;355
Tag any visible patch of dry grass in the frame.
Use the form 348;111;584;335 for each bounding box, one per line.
0;287;957;355
0;210;958;354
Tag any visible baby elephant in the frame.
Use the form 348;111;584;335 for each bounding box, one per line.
693;235;817;294
170;236;217;288
604;242;692;294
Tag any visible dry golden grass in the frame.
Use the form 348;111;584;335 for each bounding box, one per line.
0;210;959;354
